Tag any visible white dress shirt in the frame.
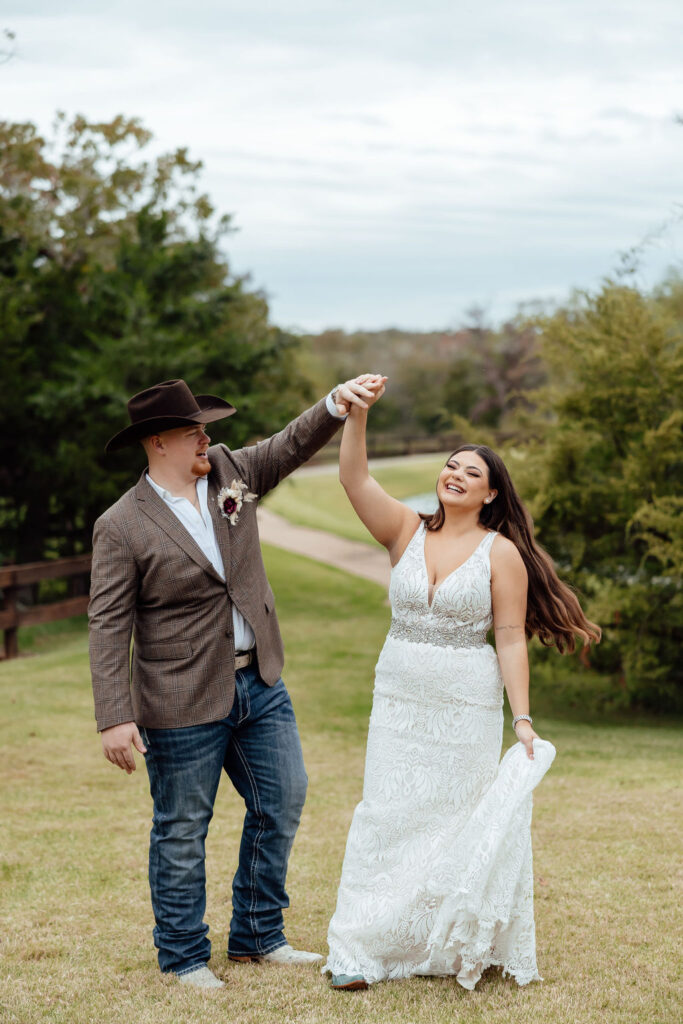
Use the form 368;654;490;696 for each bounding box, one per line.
324;390;347;420
145;472;256;651
144;391;346;652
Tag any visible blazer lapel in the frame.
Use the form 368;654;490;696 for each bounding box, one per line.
135;473;227;586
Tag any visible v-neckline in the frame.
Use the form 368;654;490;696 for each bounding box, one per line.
422;525;491;608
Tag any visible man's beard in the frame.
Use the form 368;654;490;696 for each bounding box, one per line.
191;456;211;478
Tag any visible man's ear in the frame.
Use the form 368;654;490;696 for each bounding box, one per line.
142;434;164;456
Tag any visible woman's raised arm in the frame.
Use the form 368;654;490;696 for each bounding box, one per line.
339;380;419;564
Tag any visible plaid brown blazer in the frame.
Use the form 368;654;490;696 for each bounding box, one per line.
88;397;341;731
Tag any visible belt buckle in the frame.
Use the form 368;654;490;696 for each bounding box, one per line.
235;650;252;670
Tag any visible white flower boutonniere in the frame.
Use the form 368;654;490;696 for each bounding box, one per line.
217;479;258;525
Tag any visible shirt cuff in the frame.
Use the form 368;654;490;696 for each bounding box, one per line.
326;389;348;420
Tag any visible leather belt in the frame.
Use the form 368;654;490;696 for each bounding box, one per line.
234;650;254;670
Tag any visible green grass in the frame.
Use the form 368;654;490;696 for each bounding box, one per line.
264;453;448;544
0;546;681;1024
13;615;90;656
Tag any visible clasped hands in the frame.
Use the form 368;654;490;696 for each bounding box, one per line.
333;373;387;417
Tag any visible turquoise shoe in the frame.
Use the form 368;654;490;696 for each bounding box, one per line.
330;973;368;990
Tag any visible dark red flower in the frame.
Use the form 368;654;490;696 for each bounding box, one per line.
222;497;237;515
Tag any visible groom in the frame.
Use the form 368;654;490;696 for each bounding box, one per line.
88;376;373;989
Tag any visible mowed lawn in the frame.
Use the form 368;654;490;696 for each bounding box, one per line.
1;546;681;1024
264;453;447;544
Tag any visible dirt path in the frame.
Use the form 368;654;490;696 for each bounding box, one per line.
257;507;390;589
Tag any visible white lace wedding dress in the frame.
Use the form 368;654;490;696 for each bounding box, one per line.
324;523;556;989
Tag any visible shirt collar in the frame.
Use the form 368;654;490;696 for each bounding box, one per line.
146;473;208;504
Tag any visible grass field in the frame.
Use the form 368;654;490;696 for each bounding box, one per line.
264;453;448;544
1;546;681;1024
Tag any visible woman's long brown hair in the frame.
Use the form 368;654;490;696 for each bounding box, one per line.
420;445;601;653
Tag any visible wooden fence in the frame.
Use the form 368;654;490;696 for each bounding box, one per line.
0;554;92;659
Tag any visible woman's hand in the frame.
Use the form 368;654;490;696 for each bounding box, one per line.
514;719;540;760
335;374;387;415
356;373;386;408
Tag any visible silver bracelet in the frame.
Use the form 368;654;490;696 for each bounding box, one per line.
512;714;533;731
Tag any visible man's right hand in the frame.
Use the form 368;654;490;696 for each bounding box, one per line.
101;721;148;774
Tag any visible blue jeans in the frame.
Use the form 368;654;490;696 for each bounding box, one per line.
141;664;308;975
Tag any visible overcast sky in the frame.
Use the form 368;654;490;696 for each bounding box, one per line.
4;1;683;331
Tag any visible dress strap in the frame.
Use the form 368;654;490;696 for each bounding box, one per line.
391;518;426;573
478;530;498;559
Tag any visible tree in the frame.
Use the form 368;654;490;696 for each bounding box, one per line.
512;280;683;711
302;322;546;443
0;115;310;563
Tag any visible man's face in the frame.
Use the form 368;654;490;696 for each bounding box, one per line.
152;423;211;479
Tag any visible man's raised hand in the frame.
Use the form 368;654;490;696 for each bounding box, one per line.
334;374;387;416
101;721;147;774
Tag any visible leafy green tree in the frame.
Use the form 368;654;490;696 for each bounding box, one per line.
512;281;683;711
0;115;310;563
442;318;545;432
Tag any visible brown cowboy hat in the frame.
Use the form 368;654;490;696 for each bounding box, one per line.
105;379;236;453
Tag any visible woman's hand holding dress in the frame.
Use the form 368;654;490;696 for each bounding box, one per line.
513;718;540;760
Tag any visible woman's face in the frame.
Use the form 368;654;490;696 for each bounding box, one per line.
436;450;497;513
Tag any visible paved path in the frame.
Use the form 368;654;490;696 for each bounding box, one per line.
257;507;391;589
257;453;443;588
294;451;446;476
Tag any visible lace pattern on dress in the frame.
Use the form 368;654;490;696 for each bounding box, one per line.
324;523;556;990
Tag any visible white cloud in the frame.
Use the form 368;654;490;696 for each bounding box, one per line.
3;0;683;328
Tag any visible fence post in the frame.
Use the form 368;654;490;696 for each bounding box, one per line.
2;575;18;659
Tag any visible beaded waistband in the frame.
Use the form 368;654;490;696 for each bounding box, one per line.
388;619;489;649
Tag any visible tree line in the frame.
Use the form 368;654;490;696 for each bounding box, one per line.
0;114;680;711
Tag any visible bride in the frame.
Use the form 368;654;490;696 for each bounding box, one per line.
324;374;600;991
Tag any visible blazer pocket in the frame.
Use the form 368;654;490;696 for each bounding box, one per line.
137;641;193;661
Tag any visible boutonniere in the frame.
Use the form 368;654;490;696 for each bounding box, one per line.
217;479;258;525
